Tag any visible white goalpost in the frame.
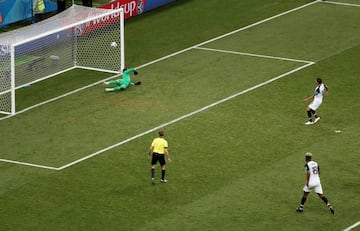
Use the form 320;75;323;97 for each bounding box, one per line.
0;5;124;115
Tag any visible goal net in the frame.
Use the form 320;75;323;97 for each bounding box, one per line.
0;5;124;115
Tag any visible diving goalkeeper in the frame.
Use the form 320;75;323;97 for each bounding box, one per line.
104;68;141;92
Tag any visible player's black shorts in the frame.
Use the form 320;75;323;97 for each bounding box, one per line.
151;153;166;166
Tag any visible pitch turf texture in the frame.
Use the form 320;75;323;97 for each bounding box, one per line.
1;0;360;230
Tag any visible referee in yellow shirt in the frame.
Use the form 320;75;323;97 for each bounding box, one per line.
148;131;171;184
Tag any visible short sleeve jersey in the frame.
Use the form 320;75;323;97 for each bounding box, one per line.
151;137;168;154
305;160;321;186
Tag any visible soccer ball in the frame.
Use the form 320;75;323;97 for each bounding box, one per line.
110;42;118;48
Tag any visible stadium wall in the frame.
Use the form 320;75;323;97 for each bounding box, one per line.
0;0;57;28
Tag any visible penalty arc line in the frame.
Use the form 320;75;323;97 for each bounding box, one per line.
56;61;315;170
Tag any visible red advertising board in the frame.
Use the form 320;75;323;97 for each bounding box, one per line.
100;0;146;19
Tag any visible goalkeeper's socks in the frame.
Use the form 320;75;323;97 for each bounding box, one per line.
105;88;114;92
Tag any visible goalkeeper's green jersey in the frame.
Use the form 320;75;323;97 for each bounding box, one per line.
119;68;136;87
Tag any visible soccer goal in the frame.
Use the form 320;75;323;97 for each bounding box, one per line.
0;5;124;115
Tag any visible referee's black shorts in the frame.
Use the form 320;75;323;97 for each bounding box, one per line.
151;152;166;166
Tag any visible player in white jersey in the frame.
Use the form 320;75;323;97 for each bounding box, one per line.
296;152;334;214
304;78;328;125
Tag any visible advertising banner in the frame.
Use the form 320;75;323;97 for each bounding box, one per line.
99;0;175;19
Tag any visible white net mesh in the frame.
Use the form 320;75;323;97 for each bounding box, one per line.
0;5;123;115
0;45;11;114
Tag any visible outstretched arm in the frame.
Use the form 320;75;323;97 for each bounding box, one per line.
304;95;314;102
123;68;137;75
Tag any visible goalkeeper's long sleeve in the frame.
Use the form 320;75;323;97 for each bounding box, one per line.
123;68;136;75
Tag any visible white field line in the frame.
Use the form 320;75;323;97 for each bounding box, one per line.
0;1;319;169
0;0;318;121
0;158;58;170
321;0;360;7
343;221;360;231
0;76;121;121
0;60;315;171
193;1;319;49
56;61;315;170
136;1;318;70
194;47;314;64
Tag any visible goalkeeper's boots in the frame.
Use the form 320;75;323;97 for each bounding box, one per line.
135;81;141;86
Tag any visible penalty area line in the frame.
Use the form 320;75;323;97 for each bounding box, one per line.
57;61;315;170
194;47;314;64
0;158;59;171
320;0;360;8
0;61;315;171
0;0;318;121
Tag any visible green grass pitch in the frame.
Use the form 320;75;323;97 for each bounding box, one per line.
0;0;360;230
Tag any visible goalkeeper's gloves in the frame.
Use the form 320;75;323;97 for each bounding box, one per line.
134;70;138;75
135;81;141;85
